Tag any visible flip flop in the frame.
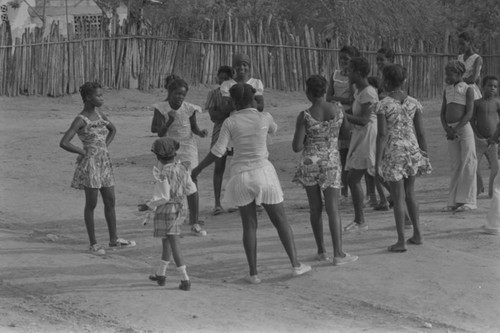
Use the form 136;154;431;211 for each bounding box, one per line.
407;237;422;245
387;244;407;252
373;203;389;211
455;205;473;212
441;206;457;212
212;206;225;216
109;238;136;248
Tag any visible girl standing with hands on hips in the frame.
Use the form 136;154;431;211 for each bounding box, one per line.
293;75;358;265
375;65;432;252
60;82;135;255
192;83;311;284
343;57;379;232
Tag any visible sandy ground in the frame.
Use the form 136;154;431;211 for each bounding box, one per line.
0;86;499;333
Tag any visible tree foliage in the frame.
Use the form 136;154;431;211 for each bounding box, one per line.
442;0;500;42
97;0;499;50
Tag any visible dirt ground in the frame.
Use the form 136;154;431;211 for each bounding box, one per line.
0;86;499;333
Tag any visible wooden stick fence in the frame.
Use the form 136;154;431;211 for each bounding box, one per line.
1;18;499;98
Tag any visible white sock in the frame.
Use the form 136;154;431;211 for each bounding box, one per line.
156;260;169;276
177;265;189;281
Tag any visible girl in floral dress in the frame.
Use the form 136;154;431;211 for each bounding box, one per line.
60;82;135;255
375;65;432;252
293;75;358;265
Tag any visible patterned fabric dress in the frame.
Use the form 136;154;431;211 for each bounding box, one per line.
153;161;197;237
71;113;114;190
376;96;432;182
293;106;344;190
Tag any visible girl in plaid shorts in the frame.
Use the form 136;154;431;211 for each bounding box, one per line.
139;137;198;291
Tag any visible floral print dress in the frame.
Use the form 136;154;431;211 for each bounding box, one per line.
71;113;114;189
293;107;343;189
376;96;432;182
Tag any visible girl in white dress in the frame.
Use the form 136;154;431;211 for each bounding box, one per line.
343;57;379;233
192;83;311;284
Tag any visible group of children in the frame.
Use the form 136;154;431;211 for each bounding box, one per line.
320;47;431;253
59;34;500;289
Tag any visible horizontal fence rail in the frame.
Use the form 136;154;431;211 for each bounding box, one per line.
1;20;499;98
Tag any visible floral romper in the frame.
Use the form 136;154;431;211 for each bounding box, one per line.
376;96;432;182
293;107;343;190
71;112;114;189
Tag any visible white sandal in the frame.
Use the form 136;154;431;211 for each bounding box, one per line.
109;238;136;248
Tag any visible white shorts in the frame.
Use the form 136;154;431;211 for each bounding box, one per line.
224;161;284;207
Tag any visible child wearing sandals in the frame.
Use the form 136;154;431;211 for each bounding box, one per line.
60;82;135;255
192;83;311;284
153;77;209;235
440;60;477;212
375;65;432;252
139;137;195;290
293;75;358;265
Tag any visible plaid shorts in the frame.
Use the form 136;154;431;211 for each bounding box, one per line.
153;202;183;237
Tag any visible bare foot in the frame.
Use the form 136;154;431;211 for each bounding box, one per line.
407;237;423;245
387;243;407;252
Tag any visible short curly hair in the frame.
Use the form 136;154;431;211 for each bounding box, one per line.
79;82;101;103
349;57;371;78
458;31;473;43
229;83;255;107
339;45;360;58
482;75;499;87
164;74;181;90
306;75;327;98
218;65;233;78
382;64;407;88
377;47;395;63
167;77;189;93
